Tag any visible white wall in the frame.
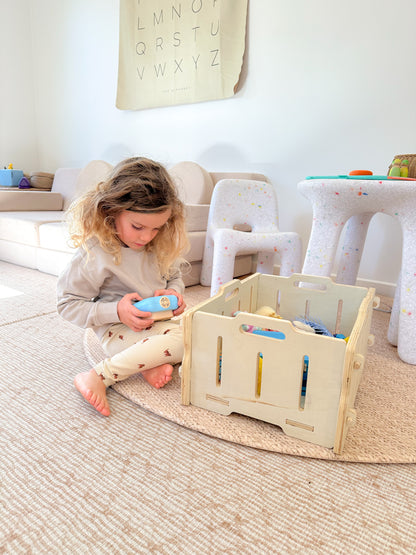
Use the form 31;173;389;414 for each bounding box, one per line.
0;0;38;171
4;0;416;294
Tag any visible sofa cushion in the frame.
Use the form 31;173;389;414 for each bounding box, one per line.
0;238;38;269
0;190;63;211
50;161;113;211
38;222;75;253
185;204;209;232
37;224;207;260
73;160;113;202
0;212;65;246
169;161;214;204
37;225;207;262
186;231;206;263
51;168;82;210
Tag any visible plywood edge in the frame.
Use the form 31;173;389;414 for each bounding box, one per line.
333;287;376;453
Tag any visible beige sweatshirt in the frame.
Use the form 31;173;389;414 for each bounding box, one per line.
56;238;184;339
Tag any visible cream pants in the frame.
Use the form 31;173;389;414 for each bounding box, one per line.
93;320;184;387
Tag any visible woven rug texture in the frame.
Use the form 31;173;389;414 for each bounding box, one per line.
85;285;416;464
1;261;415;554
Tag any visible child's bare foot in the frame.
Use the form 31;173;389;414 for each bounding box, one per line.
74;369;110;416
141;364;173;389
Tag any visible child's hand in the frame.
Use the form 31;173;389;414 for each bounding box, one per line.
153;289;186;317
117;292;154;332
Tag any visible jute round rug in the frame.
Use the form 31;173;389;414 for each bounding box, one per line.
84;286;416;464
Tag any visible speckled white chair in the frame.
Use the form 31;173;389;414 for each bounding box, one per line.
201;179;302;296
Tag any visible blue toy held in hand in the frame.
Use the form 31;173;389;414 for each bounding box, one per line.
134;295;179;320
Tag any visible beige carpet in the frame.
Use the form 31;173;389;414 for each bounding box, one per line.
84;285;416;464
1;261;416;554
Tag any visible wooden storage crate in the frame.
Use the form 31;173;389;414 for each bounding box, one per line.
181;273;377;454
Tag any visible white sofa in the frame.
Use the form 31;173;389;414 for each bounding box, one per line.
0;160;267;286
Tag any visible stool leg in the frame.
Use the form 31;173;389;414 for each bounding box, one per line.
302;209;346;278
387;270;400;347
394;229;416;364
336;213;373;285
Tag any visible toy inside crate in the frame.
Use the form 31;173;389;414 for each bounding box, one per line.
181;273;377;454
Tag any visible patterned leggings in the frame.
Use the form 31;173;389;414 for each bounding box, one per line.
93;320;184;387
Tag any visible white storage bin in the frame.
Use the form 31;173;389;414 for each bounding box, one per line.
181;273;377;453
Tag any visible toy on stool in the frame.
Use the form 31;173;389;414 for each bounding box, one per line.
134;295;179;321
388;158;410;178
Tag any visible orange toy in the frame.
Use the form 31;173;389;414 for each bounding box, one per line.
349;170;373;176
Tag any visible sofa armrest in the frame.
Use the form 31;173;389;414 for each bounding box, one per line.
0;190;64;211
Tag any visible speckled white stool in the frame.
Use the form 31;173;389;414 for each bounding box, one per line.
201;179;302;296
298;177;416;364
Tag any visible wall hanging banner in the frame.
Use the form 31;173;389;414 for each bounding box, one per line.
116;0;248;110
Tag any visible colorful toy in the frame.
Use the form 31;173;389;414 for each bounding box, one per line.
251;329;285;339
254;305;282;318
133;294;178;320
256;353;263;397
400;159;409;177
388;159;402;177
236;306;346;341
0;168;24;187
233;309;285;339
300;355;309;409
292;320;315;333
294;317;333;336
18;177;31;189
348;170;373;176
387;158;410;178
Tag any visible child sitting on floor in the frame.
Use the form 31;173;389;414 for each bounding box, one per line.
57;157;189;416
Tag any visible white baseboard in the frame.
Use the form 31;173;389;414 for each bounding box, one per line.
354;276;396;299
272;264;396;299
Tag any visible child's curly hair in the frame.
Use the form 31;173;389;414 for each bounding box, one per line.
67;157;189;277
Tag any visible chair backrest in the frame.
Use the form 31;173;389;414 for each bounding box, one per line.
208;179;280;233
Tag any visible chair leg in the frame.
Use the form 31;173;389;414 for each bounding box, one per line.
200;235;215;286
256;252;276;274
210;241;237;296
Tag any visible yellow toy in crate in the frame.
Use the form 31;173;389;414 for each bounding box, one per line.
181;273;378;454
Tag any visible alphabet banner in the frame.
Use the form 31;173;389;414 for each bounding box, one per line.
116;0;248;110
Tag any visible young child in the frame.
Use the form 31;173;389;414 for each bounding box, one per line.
57;157;189;416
